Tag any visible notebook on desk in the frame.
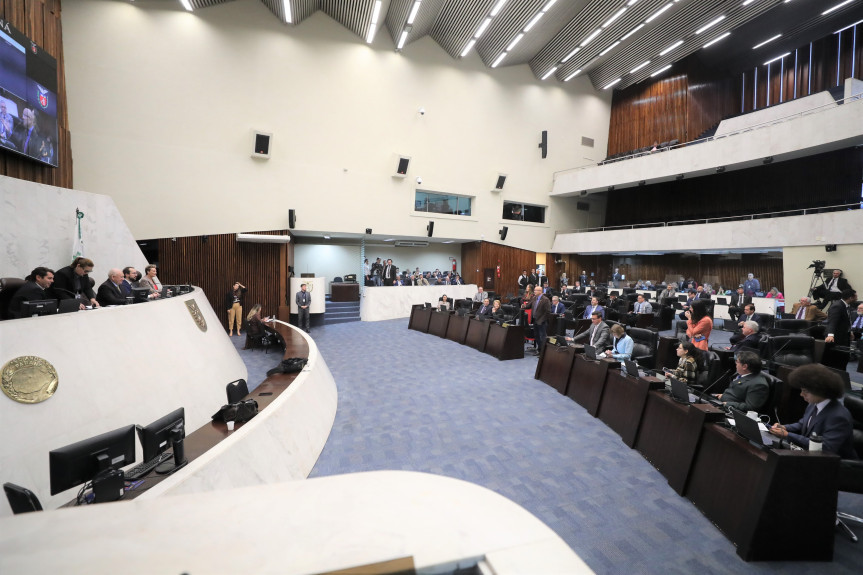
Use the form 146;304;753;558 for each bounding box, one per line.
729;407;772;447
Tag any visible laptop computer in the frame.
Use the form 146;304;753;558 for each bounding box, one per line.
624;359;641;378
584;345;598;360
58;299;82;314
669;377;699;404
717;297;728;305
729;407;772;447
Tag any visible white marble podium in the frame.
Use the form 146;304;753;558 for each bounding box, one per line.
361;284;478;321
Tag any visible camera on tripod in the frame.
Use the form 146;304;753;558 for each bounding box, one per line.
807;260;826;276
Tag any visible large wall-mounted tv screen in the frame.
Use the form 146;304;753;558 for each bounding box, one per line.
0;18;59;167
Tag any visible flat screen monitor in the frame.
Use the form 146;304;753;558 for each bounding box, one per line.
49;425;136;495
20;299;57;317
0;18;59;167
137;407;185;463
131;287;150;302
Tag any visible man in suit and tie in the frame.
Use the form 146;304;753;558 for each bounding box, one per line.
530;286;551;352
611;268;622;288
825;289;855;347
567;311;610;350
97;269;129;306
382;259;396;286
579;271;588;286
473;286;485;303
626;294;653;326
824;269;853;302
550;295;566;315
726;320;761;351
476;297;493;318
728;285;750;322
8;266;55;318
714;351;769;412
851;303;863;340
296;283;311;333
736;303;764;331
789;296;827;322
120;266;138;296
582;296;605;320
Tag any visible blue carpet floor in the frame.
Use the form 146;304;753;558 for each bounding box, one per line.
233;321;863;574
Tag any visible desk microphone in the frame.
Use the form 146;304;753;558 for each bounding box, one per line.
52;287;80;298
694;367;736;406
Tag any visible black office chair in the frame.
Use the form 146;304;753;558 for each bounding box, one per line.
500;304;517;323
836;394;863;541
333;276;343;283
226;378;249;404
3;482;42;514
760;373;783;422
629;327;658;368
694;351;721;391
675;320;689;342
774;319;810;332
766;335;815;371
0;277;26;320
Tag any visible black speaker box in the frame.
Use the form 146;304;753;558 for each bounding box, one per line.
289;209;296;229
500;226;508;241
427;221;434;237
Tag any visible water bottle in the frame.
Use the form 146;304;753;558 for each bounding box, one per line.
809;433;823;452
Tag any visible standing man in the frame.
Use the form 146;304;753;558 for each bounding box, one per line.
579;270;588;286
529;269;539;287
743;273;761;296
826;289;856;347
363;258;371;286
382;259;396;286
612;268;622;288
53;256;99;308
531;285;550;353
296;283;311;333
371;258;383;286
517;270;529;292
728;285;750;322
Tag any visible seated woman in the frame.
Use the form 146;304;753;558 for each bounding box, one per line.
769;364;858;458
438;294;452;310
243;303;271;349
491;299;504;319
665;341;699;385
685;300;712;351
604;323;633;361
766;286;785;311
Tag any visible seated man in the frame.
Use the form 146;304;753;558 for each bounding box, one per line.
735;303;763;331
549;295;566;315
566;311;610;350
121;266;138;296
659;284;676;306
728;285;750;323
473;286;485;303
582;296;605;320
852;302;863;341
8;266;56;318
96;268;129;306
725;320;761;352
53;256;99;308
695;285;711;300
789;296;826;322
625;294;653;326
769;364;858;458
475;297;493;318
714;351;769;413
677;290;697;320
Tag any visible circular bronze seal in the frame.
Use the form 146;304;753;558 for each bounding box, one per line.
1;356;59;404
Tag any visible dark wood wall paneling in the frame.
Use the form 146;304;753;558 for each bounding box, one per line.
603;147;863;227
460;241;538;300
0;0;72;188
611;25;863;155
156;230;293;333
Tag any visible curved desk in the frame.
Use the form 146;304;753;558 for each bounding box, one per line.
0;471;592;575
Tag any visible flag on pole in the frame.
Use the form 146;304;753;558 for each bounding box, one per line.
72;208;84;260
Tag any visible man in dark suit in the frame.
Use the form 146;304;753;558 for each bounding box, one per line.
695;285;711;300
728;285;750;322
97;269;128;306
851;303;863;341
826;289;855;347
715;351;769;412
296;283;311;332
568;311;610;350
121;266;138;296
528;269;539;287
381;259;396;286
625;294;653;326
824;269;852;298
611;268;621;288
736;303;763;331
53;256;99;307
579;271;588;286
530;285;551;352
476;297;493;318
549;296;566;315
12;107;42;156
727;320;761;351
517;270;529;292
8;266;55;318
770;364;857;458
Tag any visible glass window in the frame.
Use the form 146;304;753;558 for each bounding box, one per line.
414;190;472;216
503;202;545;223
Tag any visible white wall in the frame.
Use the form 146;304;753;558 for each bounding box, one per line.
293;243;461;293
0;174;148;279
61;0;612;254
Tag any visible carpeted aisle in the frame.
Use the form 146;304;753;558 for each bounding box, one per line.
242;319;863;574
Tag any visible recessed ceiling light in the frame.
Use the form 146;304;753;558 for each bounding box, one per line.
742;0;756;6
407;1;421;25
659;40;684;56
524;13;544;32
561;47;580;62
460;39;476;57
603;8;627;29
764;52;790;65
323;235;331;240
646;3;672;24
475;17;492;38
600;41;620;56
603;78;621;90
651;64;672;77
823;0;856;16
563;68;582;81
703;32;730;48
542;0;558;12
753;34;781;49
696;15;725;35
621;24;645;41
506;33;524;51
180;0;193;11
282;0;291;22
541;66;558;80
397;30;408;49
492;52;507;67
490;0;507;17
835;18;863;33
581;29;602;47
630;60;651;73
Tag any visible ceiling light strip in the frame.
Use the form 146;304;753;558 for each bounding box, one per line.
659;40;684;56
563;68;582;81
179;0;193;11
763;52;790;65
645;3;673;24
823;0;856;16
753;34;781;49
282;0;291;22
651;64;672;77
703;32;730;48
696;15;725;35
366;0;382;43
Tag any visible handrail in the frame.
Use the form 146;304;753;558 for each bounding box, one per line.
553;90;863;178
555;202;861;236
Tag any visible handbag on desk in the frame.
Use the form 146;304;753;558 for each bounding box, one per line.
212;399;259;423
266;357;308;376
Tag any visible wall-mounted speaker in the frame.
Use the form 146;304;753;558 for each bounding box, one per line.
288;209;296;229
365;228;373;235
426;221;434;237
499;226;508;241
251;130;272;159
538;130;547;159
494;173;507;191
825;244;837;252
394;155;411;177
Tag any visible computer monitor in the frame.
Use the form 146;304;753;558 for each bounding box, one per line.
137;407;187;475
49;424;136;496
19;299;58;317
131;287;150;302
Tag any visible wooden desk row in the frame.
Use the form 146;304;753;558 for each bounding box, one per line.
408;305;524;360
535;344;840;562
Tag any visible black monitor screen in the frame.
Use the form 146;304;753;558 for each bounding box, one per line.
137;407;185;463
49;425;136;495
0;18;59;167
20;299;57;317
131;287;150;302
